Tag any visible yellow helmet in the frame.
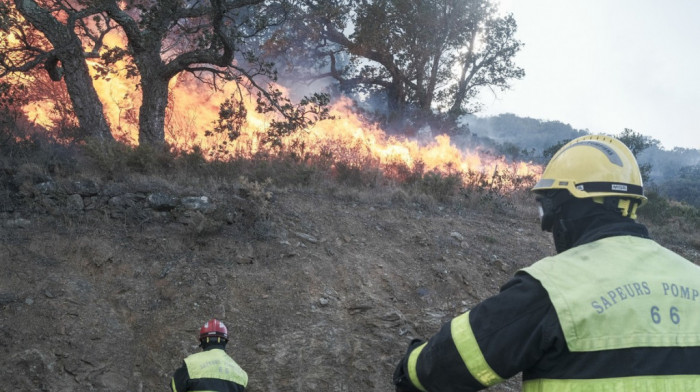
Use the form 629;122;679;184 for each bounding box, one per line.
532;135;647;206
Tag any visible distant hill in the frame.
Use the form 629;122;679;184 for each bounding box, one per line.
462;113;588;156
462;113;700;208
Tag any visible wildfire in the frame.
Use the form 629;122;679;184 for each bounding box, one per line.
292;100;541;189
16;32;541;191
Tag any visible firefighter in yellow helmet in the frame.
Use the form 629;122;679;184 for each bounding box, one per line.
170;318;248;392
393;135;700;391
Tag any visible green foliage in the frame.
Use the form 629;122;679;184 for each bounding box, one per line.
496;142;535;161
466;117;700;208
243;155;320;187
542;139;571;161
95;46;139;80
125;145;177;173
638;190;700;229
616;128;660;156
176;145;209;170
205;98;248;160
282;0;523;126
259;91;334;147
662;165;700;208
0;124;79;178
204;91;334;161
8;125;700;251
81;139;133;176
615;128;659;183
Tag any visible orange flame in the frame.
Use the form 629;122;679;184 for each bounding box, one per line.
287;98;541;189
17;30;541;190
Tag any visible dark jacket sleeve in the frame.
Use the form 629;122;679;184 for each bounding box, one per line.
170;361;190;392
401;272;561;392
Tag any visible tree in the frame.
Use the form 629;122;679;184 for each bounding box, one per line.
1;1;114;143
616;128;659;183
100;0;299;147
3;0;328;149
616;128;659;157
664;164;700;208
279;0;523;126
542;138;571;161
447;10;523;117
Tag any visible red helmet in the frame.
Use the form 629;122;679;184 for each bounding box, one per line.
199;318;228;342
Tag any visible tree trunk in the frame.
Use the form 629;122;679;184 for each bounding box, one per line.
449;33;478;118
15;0;114;143
137;71;169;147
386;82;404;113
449;77;470;117
61;45;114;143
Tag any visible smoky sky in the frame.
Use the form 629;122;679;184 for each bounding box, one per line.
481;0;700;150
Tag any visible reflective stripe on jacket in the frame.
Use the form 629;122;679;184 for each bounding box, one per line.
407;310;504;391
523;375;700;391
182;348;247;392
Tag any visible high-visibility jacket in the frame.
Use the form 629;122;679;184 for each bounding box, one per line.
403;226;700;391
171;347;248;392
521;235;700;391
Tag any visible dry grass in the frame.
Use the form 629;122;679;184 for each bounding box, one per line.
2;134;697;253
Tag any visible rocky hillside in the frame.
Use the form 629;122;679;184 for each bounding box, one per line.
1;153;698;391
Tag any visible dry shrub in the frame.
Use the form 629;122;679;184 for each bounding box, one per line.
82;140;179;178
383;159;424;184
639;190;700;228
332;162;383;188
0;124;78;179
416;171;462;202
235;176;275;239
250;156;320;187
82;139;133;177
639;190;700;251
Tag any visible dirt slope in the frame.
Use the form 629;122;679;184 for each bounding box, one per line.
1;163;696;391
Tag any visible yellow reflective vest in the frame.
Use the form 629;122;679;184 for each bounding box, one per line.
173;348;247;392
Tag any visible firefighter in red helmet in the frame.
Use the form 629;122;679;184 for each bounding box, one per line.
170;318;248;392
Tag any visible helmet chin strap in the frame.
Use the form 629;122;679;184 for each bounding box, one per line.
593;196;640;219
